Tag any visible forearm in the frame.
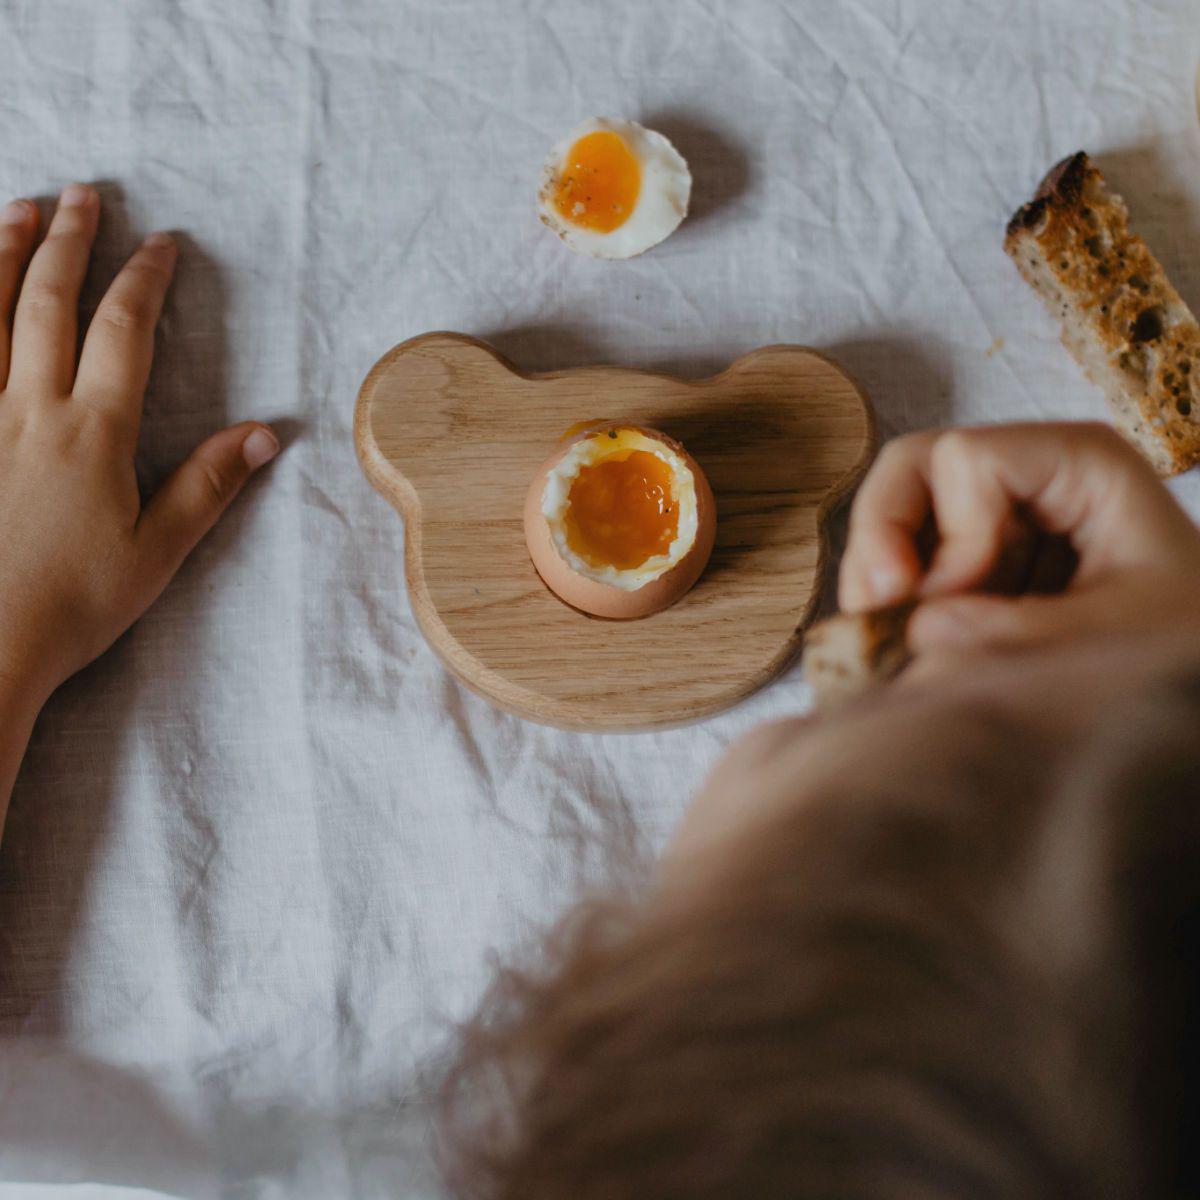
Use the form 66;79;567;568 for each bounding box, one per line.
0;672;44;840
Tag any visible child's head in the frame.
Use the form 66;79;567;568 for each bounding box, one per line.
440;639;1200;1199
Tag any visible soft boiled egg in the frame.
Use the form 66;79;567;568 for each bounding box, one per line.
537;118;691;259
524;424;716;618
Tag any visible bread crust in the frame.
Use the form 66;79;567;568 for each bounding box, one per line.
804;603;914;711
1005;152;1199;476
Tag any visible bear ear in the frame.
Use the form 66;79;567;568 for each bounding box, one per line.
355;332;522;512
358;331;516;422
709;343;859;389
388;331;519;381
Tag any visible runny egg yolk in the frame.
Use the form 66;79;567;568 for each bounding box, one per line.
552;131;641;233
564;449;678;571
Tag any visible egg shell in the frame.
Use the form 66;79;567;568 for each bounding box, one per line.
524;426;716;619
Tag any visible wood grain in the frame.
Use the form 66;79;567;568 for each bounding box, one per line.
355;332;875;731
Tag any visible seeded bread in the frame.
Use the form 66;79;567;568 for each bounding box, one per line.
1005;151;1199;476
804;604;914;711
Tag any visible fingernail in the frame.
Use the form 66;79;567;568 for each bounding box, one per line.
243;427;280;470
59;182;95;208
1;199;32;225
866;563;906;606
143;230;175;249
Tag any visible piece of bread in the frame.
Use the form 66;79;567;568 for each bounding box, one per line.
1005;151;1200;476
803;604;914;711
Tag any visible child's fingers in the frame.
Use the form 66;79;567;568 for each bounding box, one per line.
909;587;1118;655
74;233;177;445
0;199;40;388
916;430;1013;595
841;423;1195;623
136;422;279;579
840;432;937;611
8;184;100;398
917;423;1190;596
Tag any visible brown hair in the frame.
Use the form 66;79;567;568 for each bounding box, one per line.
440;676;1200;1199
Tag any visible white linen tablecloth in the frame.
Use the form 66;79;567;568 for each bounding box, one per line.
1;1;1198;1196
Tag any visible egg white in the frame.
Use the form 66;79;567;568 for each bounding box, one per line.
537;118;691;259
541;428;699;591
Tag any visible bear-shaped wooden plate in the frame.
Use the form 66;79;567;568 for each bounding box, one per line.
355;332;875;731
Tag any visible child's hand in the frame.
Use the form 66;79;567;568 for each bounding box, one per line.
838;422;1200;655
0;185;278;705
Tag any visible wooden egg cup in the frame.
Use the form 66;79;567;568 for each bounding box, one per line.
355;332;875;731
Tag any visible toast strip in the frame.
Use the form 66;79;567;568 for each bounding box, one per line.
1005;152;1199;475
804;603;914;711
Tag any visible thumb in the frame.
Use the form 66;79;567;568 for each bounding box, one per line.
909;588;1114;655
138;422;279;575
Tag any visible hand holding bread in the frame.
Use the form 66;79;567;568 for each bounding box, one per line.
808;423;1200;707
